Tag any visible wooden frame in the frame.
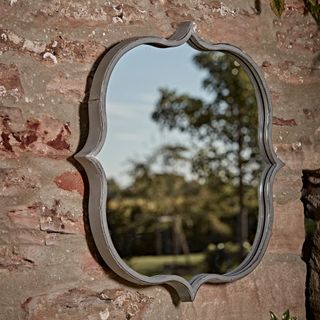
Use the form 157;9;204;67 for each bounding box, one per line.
75;21;283;301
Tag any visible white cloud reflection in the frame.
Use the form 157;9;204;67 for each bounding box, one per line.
98;44;210;186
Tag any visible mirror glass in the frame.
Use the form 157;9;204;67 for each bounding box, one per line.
97;44;262;280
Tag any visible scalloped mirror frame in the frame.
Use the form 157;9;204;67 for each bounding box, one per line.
75;21;283;302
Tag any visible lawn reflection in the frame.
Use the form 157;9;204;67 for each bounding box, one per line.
103;44;262;279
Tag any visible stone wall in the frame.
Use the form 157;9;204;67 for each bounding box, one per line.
0;0;319;319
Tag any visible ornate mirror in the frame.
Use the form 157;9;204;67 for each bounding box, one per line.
75;22;282;301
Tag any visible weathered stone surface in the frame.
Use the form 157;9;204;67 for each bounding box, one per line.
301;169;320;319
0;28;104;64
22;287;152;320
0;168;40;197
54;171;84;196
7;204;40;229
8;201;84;235
40;200;85;235
79;250;106;278
273;116;297;126
187;254;305;320
1;0;318;319
0;106;71;158
269;200;305;254
0;245;35;270
262;60;320;85
139;254;306;320
0;63;24;100
46;74;87;103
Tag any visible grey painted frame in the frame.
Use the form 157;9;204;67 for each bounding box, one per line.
75;21;283;302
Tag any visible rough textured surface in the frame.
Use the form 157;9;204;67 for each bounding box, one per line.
0;0;319;319
22;288;152;320
301;169;320;320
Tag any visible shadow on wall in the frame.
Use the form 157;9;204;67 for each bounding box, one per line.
67;44;182;305
301;168;320;320
67;46;108;274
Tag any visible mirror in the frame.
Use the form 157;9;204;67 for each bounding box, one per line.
77;22;281;301
97;43;262;280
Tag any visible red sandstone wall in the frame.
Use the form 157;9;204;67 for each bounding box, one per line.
1;0;319;319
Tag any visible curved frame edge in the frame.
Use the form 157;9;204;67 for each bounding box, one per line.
75;21;283;302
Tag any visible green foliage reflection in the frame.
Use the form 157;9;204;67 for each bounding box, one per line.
107;51;262;278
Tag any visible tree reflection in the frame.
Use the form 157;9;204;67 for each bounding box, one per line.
107;51;261;278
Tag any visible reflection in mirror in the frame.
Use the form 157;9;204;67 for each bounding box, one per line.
97;44;262;280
